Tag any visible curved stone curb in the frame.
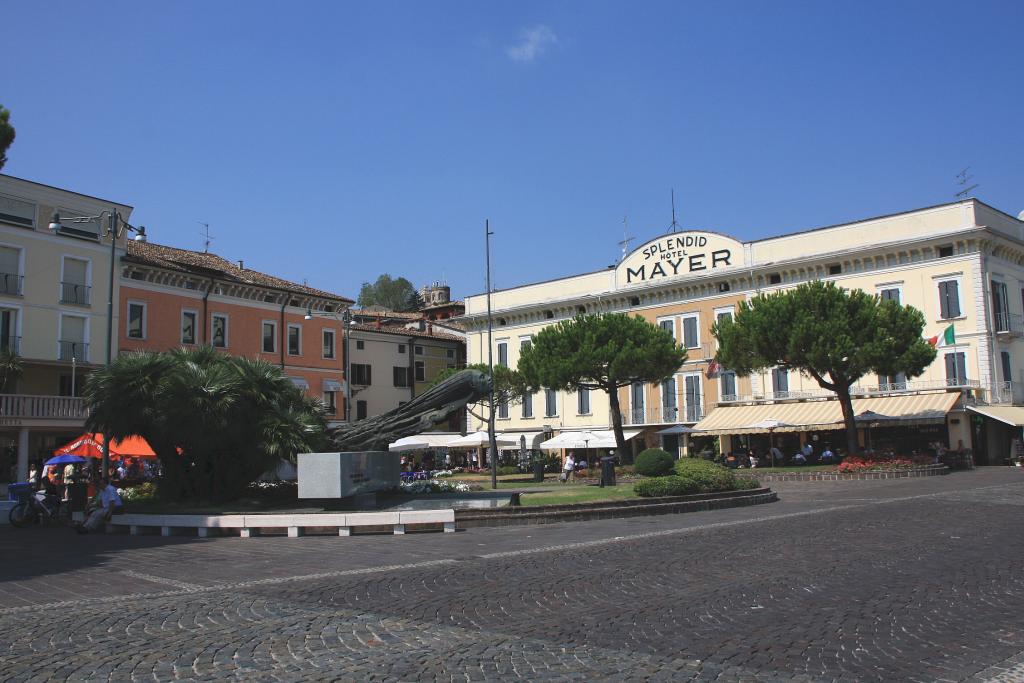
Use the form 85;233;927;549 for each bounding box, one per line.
455;487;777;528
735;464;949;482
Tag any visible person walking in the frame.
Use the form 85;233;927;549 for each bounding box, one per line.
561;453;575;483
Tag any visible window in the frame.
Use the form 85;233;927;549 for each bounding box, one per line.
355;339;364;350
415;345;423;355
60;257;90;305
769;273;781;285
356;400;368;420
323;391;337;415
446;349;455;359
393;366;410;387
497;341;508;367
879;287;901;304
681;315;699;349
262;321;276;353
993;281;1010;332
127;302;146;339
718;282;731;293
398;344;406;354
720;371;737;400
944;352;967;386
181;310;197;344
323;329;336;359
938;280;961;319
288;324;301;355
544;388;557;417
522;391;533;418
771;368;788;395
877;372;907;390
661;378;678;422
0;195;35;228
630;383;645;422
59;314;87;362
211;314;228;348
938;245;954;258
0;246;22;295
0;308;18;354
58;374;82;397
828;264;842;275
497;398;509;419
351;363;372;385
1001;351;1013;384
684;374;702;421
577;388;590;415
658;318;675;339
415;360;425;382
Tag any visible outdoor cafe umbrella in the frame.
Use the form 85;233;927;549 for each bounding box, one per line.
743;418;794;468
388;436;431;453
44;454;87;467
54;433;158;460
446;431;520;448
854;410;895;452
656;424;704;458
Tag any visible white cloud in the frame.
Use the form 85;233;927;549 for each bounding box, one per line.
505;25;558;64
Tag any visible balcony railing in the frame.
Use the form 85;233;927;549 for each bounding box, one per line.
620;402;705;425
680;343;716;363
995;312;1024;336
0;272;23;296
0;394;87;420
718;378;982;404
987;381;1016;405
0;335;20;355
58;340;89;362
60;282;91;305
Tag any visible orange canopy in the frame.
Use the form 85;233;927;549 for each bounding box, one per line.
54;433;158;460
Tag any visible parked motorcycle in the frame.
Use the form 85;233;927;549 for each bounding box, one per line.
8;490;71;528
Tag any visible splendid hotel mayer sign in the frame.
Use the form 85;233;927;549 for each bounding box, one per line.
616;231;745;286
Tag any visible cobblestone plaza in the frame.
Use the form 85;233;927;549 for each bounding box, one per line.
2;470;1024;681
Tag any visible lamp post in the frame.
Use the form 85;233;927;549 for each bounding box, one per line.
49;211;147;479
305;306;353;423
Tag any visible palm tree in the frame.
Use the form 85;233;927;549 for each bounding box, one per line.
0;349;23;393
84;348;327;502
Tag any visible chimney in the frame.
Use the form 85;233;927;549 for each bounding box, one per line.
238;260;244;270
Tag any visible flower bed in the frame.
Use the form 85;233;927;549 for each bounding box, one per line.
398;479;476;494
837;454;933;473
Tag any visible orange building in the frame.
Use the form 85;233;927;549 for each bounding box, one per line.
118;242;353;424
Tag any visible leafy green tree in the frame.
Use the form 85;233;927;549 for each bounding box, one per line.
0;348;22;392
712;280;936;457
84;347;328;502
357;274;419;312
518;314;687;458
431;362;526;424
0;105;13;170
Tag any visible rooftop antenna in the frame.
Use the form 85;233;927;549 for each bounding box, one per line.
669;189;681;233
954;168;979;200
618;216;634;262
198;222;214;253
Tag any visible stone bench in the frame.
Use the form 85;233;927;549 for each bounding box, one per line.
105;510;456;537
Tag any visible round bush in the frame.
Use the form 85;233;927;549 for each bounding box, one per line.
633;475;701;497
674;458;737;492
634;448;675;477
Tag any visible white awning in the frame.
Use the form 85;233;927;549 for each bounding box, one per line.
498;431;545;449
289;377;309;390
388;432;465;450
323;379;344;392
968;405;1024;427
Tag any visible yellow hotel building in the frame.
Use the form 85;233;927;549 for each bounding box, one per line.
461;199;1024;465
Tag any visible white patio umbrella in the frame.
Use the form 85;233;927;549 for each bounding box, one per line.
538;430;611;450
388;436;431;453
743;418;795;468
447;431;520;448
657;424;704;458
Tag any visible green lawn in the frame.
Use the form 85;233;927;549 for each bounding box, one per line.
516;484;641;507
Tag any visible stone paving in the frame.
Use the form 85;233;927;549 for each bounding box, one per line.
1;469;1023;681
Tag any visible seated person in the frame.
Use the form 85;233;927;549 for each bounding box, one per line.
769;446;784;465
748;453;758;468
792;450;807;465
76;478;123;534
820;446;834;463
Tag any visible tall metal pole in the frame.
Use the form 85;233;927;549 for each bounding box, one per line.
102;211;117;479
485;220;498;490
343;310;353;423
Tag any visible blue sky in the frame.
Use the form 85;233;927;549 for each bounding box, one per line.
4;1;1022;300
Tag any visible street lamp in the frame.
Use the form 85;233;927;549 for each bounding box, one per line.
49;211;147;478
305;306;353;423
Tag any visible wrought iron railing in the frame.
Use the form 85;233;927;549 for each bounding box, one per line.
60;282;91;305
0;335;19;355
58;340;89;362
0;272;23;296
995;312;1024;335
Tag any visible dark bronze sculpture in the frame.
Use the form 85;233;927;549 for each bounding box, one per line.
328;369;491;452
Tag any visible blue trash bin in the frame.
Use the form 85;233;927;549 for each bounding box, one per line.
8;482;32;502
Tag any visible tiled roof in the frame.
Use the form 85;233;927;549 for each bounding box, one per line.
125;241;353;303
420;300;465;312
349;322;464;343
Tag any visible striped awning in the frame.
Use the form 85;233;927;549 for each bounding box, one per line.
323;379;344;392
694;392;961;436
289;376;310;390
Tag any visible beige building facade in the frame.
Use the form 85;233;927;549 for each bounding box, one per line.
461;200;1024;464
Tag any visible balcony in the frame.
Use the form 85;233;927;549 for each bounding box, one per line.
0;272;23;296
0;394;87;421
719;378;981;405
680;343;716;363
58;340;89;362
986;381;1020;405
995;312;1024;337
620;402;705;425
0;335;20;355
60;282;91;306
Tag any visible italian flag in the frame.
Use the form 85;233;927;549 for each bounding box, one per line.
928;324;956;347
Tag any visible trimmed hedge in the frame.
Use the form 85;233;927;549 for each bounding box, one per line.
634;458;759;497
634;448;675;477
